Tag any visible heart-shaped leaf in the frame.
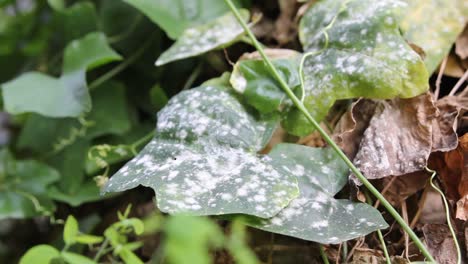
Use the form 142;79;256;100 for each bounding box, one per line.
2;32;121;118
244;144;388;243
156;10;249;66
104;85;301;218
0;150;60;219
122;0;246;39
283;0;429;135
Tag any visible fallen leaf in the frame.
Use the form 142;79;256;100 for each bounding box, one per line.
350;250;409;264
352;94;434;182
422;224;459;264
432;96;463;152
379;172;429;206
333;99;378;159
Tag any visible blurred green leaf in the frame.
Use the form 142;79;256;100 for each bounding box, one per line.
63;215;79;245
19;245;61;264
156;10;249;65
0;150;60;219
118;248;144;264
104;85;300;218
74;234;104;245
61;252;96;264
2;32;121;118
165;216;224;264
401;0;468;73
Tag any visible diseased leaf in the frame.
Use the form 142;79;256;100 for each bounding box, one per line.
244;144;388;243
0;150;60;219
401;0;468;73
2;32;121;118
290;0;428;135
156;10;249;66
104;85;300;218
230;49;301;113
122;0;245;39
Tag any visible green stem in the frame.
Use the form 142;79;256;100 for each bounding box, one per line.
223;0;435;261
319;245;330;264
89;36;154;90
364;190;391;264
93;238;110;262
427;167;461;264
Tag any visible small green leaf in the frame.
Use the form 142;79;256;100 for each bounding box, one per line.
104;85;300;218
61;252;96;264
63;215;79;245
401;0;468;73
287;0;428;135
2;32;121;118
115;218;145;235
19;245;61;264
156;10;249;66
244;144;388;243
123;0;246;39
74;234;104;245
230;50;301;113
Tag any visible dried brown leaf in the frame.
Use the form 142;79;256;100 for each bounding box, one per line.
456;24;468;60
380;171;429;206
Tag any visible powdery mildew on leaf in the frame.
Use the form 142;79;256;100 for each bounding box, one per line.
156;10;249;66
244;144;388;243
288;0;428;135
104;85;300;218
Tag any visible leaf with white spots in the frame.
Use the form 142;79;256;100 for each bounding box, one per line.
400;0;468;74
156;10;249;66
104;85;300;218
288;0;428;135
243;144;388;243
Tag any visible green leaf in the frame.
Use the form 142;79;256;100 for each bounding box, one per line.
48;180;101;207
156;10;249;66
226;220;259;264
288;0;428;135
114;218;145;235
104;85;300;218
400;0;468;73
19;245;61;264
62;1;99;42
0;150;60;219
74;234;104;245
61;252;96;264
63;215;79;245
230;50;301;113
123;0;245;39
2;32;121;118
244;144;388;243
164;216;224;264
118;248;144;264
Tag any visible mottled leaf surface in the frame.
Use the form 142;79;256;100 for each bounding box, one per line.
245;144;388;243
401;0;468;73
230;50;301;113
290;0;428;135
123;0;244;39
0;150;60;219
2;32;121;118
104;85;300;218
156;10;249;66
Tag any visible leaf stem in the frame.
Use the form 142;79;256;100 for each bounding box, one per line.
426;167;461;264
364;190;391;264
318;245;330;264
93;238;110;262
223;0;435;261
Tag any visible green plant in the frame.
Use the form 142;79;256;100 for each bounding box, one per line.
1;0;465;262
